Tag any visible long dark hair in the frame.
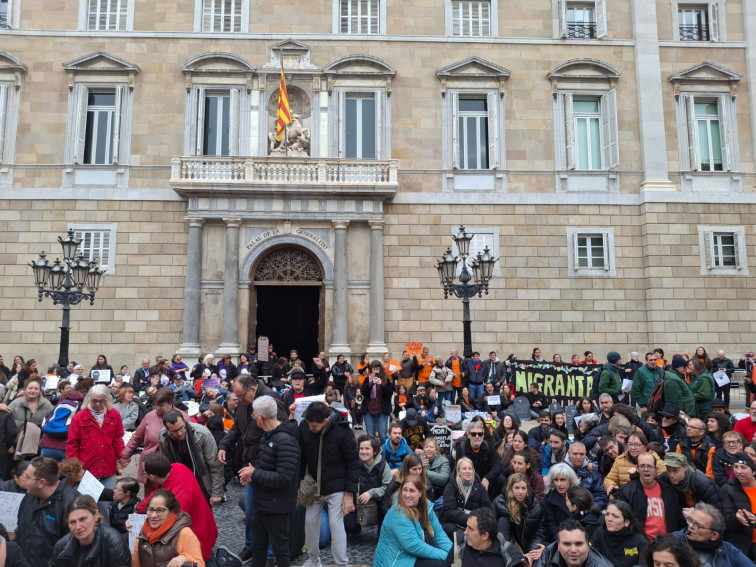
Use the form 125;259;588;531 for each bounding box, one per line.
605;501;644;535
644;534;702;567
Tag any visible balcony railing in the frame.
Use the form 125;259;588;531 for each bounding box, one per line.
679;24;709;41
566;22;596;39
170;156;399;191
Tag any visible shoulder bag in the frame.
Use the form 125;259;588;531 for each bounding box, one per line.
297;430;324;506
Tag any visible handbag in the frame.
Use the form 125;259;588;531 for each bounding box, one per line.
355;480;378;526
15;408;41;461
298;429;324;506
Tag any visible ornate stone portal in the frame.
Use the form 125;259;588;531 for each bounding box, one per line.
254;247;322;282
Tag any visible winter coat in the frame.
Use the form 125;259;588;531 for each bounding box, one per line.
66;407;125;479
374;502;451;567
16;478;80;566
8;395;54;431
454;438;505;490
491;495;546;552
707;446;739;486
631;364;662;410
298;407;359;496
0;411;17;479
381;478;435;518
4;540;30;567
663;370;696;416
670;529;753;567
573;464;608;510
359;453;392;501
113;401;139;430
457;534;525;567
158;421;225;500
481;360;506;385
440;477;491;529
108;495;141;535
251;420;300;514
133;511;203;567
597;365;622;402
119;407;189;484
543;489;571;541
675;435;714;473
614;479;686;533
603;450;665;492
382;436;412;471
589;525;648;567
533;541;613;567
690;371;715;418
429;365;454;393
52;524;131;567
657;469;718;508
360;378;395;416
574;509;603;538
425;453;451;497
720;479;756;555
464;359;487;385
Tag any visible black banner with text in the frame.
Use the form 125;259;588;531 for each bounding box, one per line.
510;361;603;406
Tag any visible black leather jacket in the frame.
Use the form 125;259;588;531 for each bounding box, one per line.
491;495;546;552
52;525;132;567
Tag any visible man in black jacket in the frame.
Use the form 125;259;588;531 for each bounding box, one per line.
712;350;735;408
657;452;718;513
247;395;300;567
454;421;504;496
218;375;287;564
16;456;79;565
297;402;359;567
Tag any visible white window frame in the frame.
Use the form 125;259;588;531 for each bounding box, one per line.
446;89;502;171
86;0;127;30
457;96;490;170
676;93;737;173
451;227;501;277
556;89;618;171
193;0;249;32
83;90;118;165
78;0;134;30
332;88;389;159
445;0;498;36
672;1;721;42
451;0;491;37
567;227;616;277
66;84;129;167
556;0;606;39
344;94;377;159
333;0;386;34
68;223;118;274
185;85;245;156
697;225;748;276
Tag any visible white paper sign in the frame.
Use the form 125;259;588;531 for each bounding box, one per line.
574;412;596;426
487;395;501;406
0;491;25;532
91;369;111;384
713;370;731;387
444;405;462;424
77;470;104;502
123;431;133;445
293;395;326;423
128;513;147;553
44;375;60;391
621;378;634;391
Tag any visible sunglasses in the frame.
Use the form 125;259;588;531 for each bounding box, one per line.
468;431;484;437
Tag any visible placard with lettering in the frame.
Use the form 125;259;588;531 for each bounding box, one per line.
444;405;462;424
510;361;603;405
77;470;104;502
257;336;269;362
406;342;423;356
128;513;147;553
293;395;326;423
430;425;452;456
0;491;24;532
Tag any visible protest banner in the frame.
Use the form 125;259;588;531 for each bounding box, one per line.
509;360;603;406
257;336;269;362
77;470;104;502
0;491;24;532
293;395;326;423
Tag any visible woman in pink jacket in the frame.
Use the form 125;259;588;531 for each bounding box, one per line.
66;384;125;489
119;387;188;493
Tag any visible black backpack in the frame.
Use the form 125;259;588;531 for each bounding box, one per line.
647;375;666;414
590;368;608;401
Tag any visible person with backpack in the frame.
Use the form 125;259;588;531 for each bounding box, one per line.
631;352;663;418
597;352;624;403
39;387;83;461
663;356;697;417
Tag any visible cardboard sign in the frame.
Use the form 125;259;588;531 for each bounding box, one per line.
0;491;24;532
406;342;423;356
293;395;326;423
128;513;147;553
77;470;104;502
257;336;269;362
486;395;501;406
430;424;452;456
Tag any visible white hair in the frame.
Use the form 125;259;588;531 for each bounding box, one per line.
84;384;114;411
203;354;214;365
252;395;278;420
544;463;580;494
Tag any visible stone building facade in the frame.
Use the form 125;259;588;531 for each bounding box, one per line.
1;0;755;367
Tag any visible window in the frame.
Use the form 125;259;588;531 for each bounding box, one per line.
560;91;617;171
202;92;231;156
451;227;501;276
0;82;11;164
677;3;719;41
572;99;602;170
558;0;606;39
345;95;376;159
68;224;117;273
203;0;242;32
88;0;127;30
698;226;747;276
0;52;27;186
452;0;490;37
340;0;379;34
457;97;489;169
567;228;615;277
0;0;9;28
83;91;118;165
679;94;735;172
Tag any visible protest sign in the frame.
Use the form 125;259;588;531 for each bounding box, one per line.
444;405;462;424
406;342;423;356
713;370;730;387
293;395;326;423
128;513;147;552
91;369;111;384
77;470;104;502
0;491;24;532
430;425;452;456
44;374;60;391
486;395;501;406
257;336;269;362
510;361;602;406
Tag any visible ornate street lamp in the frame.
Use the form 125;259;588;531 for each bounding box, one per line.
28;229;106;366
436;226;498;359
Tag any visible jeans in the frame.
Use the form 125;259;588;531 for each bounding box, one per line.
251;513;291;567
437;391;453;408
364;412;388;444
305;492;348;566
98;474;117;490
244;482;256;552
40;448;66;461
468;384;484;405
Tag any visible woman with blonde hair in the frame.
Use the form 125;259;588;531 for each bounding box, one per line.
492;473;546;564
440;456;490;539
374;476;452;567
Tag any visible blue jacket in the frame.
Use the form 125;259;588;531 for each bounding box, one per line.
671;529;753;567
540;443;569;476
374;502;452;567
382;436;412;471
573;464;608;510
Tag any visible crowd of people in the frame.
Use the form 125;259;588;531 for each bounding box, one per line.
0;344;754;567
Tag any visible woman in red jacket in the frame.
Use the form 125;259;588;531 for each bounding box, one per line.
66;384;125;489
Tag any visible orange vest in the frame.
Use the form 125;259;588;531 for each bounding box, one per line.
450;358;462;388
417;356;434;383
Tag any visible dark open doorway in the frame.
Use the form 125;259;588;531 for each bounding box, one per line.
255;285;320;373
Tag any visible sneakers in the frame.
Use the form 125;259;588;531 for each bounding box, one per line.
239;548;253;565
302;558;322;567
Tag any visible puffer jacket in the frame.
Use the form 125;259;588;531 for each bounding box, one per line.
359;453;392;501
589;525;648;567
533;541;613;567
108;495;141;535
572;464;608;509
491;495;546;552
720;478;755;555
8;395;54;431
66;407;125;479
603;450;665;492
440;477;491;529
52;524;131;567
252;420;300;514
374;502;451;567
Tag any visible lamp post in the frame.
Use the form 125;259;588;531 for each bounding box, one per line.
436;226;498;359
29;229;105;367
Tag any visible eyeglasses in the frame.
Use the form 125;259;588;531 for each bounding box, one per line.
627;442;643;448
146;507;168;516
724;440;743;446
688;519;713;532
468;431;484;437
636;464;655;470
168;424;187;437
90;398;106;406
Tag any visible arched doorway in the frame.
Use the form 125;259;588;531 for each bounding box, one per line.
251;247;323;371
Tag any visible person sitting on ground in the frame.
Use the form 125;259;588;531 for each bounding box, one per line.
565;486;602;538
109;476;142;538
383;422;413;474
604;431;665;495
524;383;547;421
657;452;717;519
707;430;747;486
458;508;526;567
533;519;613;567
453;420;504;496
566;441;607;510
399;408;431;452
492;473;546;564
440;456;490;541
0;461;29;493
347;434;392;534
589;500;648;567
542;463;580;541
719;451;756;560
421;437;451;500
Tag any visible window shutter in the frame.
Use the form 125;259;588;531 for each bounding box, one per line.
717;95;732;172
600;90;619;169
481;1;490;37
195;87;205;156
602;232;610;271
684;94;700;171
229;88;240;156
374;91;383;159
451;91;460;168
0;84;7;162
558;0;566;38
74;86;89;164
703;231;713;270
452;1;461;36
572;231;580;271
337;90;346;158
563;93;575;170
111;85;123;164
595;0;607;38
487;91;498;169
708;2;719;42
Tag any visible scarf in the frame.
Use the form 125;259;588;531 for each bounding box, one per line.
606;362;622;373
460;480;474;505
90;408;105;426
142;511;178;544
670;468;693;495
166;423;207;478
686;531;721;553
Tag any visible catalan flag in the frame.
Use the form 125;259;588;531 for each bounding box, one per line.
275;68;292;142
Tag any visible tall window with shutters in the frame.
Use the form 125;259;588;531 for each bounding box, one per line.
697;226;747;276
0;0;9;28
69;86;131;166
344;94;376;159
340;0;380;34
457;97;489;169
677;3;719;41
186;87;242;157
68;224;117;274
452;0;491;37
87;0;127;30
559;91;618;171
678;94;736;173
203;0;242;32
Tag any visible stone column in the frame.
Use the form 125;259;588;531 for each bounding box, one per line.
177;218;204;356
632;0;676;192
367;220;387;357
328;220;351;355
217;218;242;355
